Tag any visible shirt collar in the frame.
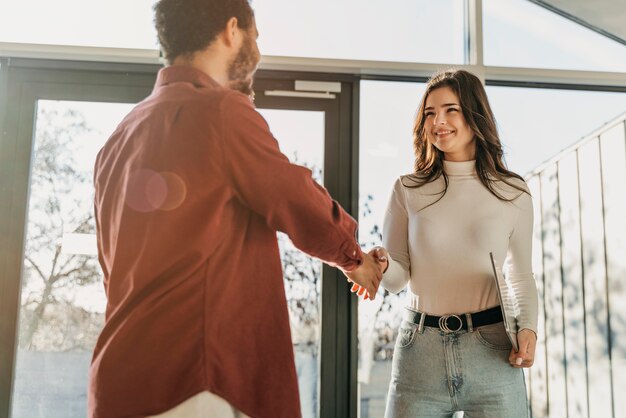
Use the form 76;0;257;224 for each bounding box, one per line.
155;65;221;89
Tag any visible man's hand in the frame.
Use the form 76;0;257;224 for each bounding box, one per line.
344;248;388;300
509;329;537;368
343;252;383;300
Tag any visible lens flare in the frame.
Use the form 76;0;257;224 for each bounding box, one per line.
126;170;186;212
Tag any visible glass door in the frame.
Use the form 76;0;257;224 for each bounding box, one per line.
0;60;156;418
11;100;137;418
259;108;325;418
0;62;359;418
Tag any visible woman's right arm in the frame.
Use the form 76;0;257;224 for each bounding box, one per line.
381;178;411;293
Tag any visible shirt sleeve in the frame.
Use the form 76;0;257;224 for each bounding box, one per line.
505;190;539;333
220;92;362;271
381;178;410;293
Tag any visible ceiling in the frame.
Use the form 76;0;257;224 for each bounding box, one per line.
529;0;626;45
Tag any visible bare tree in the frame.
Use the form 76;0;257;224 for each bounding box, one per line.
280;156;323;334
19;107;101;351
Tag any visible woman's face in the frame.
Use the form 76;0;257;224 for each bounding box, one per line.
424;86;475;161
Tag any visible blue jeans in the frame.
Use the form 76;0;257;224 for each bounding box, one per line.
385;308;528;418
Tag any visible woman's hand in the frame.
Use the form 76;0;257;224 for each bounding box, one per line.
509;328;537;368
347;247;388;300
370;246;389;273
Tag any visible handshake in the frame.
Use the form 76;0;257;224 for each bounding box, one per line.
342;247;389;301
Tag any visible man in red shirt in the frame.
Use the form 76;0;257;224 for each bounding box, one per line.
89;1;383;417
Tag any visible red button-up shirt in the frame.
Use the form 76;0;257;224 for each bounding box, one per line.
89;66;363;418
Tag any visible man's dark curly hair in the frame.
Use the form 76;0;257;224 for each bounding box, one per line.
154;0;254;63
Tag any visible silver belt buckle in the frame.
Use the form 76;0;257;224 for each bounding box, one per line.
438;314;463;333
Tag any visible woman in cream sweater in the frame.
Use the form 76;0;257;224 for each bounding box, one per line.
364;69;538;418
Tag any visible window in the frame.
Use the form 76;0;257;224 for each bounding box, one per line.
12;100;133;417
357;78;626;415
255;0;465;64
485;86;626;175
358;80;425;415
258;108;326;418
0;0;158;50
483;0;626;72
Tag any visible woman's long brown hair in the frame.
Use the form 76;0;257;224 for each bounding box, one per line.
405;69;528;204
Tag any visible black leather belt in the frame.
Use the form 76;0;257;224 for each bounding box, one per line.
404;306;503;333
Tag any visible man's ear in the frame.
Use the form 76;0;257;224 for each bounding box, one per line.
222;17;239;47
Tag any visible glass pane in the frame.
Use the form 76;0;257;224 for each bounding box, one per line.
357;80;425;415
539;164;568;415
576;139;612;417
599;123;626;418
11;100;134;417
256;0;465;64
557;154;588;417
485;86;626;175
483;0;626;72
0;0;158;50
257;109;325;418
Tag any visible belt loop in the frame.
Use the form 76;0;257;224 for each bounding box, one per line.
466;313;474;332
418;311;426;334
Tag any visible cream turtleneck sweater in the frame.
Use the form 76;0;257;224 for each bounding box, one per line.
381;160;538;332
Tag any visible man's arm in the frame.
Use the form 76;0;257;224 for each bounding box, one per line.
220;92;380;296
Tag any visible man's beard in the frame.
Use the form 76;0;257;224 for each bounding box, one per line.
228;34;259;98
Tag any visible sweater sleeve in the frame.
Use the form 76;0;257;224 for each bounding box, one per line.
381;178;411;293
220;92;363;271
505;190;539;333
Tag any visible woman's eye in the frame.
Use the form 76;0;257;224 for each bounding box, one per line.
448;108;458;112
425;112;434;117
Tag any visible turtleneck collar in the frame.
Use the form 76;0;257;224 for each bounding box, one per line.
443;160;476;176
